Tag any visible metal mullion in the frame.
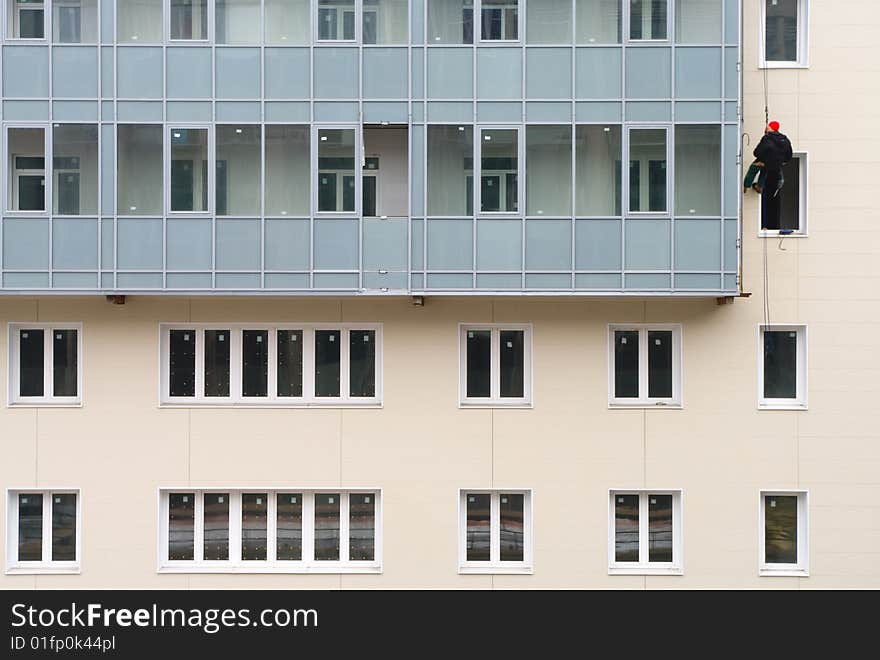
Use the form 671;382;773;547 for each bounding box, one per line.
340;492;350;563
41;492;52;563
303;492;316;563
490;327;500;401
490;492;500;564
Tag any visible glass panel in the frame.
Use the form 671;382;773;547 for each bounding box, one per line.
8;128;45;211
765;0;798;62
647;330;673;399
466;329;491;398
775;157;801;231
575;125;622;216
52;329;77;397
318;129;355;212
675;126;721;216
363;0;408;44
241;493;268;560
763;330;798;399
349;493;375;561
53;0;97;43
315;330;341;397
499;493;524;561
216;126;261;216
527;126;572;216
481;130;517;213
314;493;341;560
427;125;473;216
277;330;304;398
168;493;195;561
318;0;355;40
675;0;721;43
216;0;260;44
265;0;309;44
118;125;163;215
765;495;798;564
614;330;639;399
170;0;208;40
576;0;621;44
242;330;268;397
350;330;376;398
527;0;570;44
170;128;209;212
17;494;42;562
276;493;303;560
204;330;231;397
500;330;524;398
614;494;639;562
169;329;196;397
363;176;377;217
427;0;473;44
629;129;666;213
648;494;673;563
265;125;310;216
52;124;98;215
466;493;491;561
203;493;229;561
482;0;518;40
630;0;667;40
117;0;162;42
13;0;44;38
19;329;44;397
51;493;76;562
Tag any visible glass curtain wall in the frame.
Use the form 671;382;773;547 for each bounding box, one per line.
576;0;621;43
428;125;473;216
52;124;98;215
526;126;572;216
575;125;622;216
117;0;163;42
265;126;310;216
427;0;473;44
216;0;260;43
216;125;262;215
117;125;163;215
265;0;310;43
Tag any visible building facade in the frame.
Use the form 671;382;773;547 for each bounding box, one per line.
2;0;878;588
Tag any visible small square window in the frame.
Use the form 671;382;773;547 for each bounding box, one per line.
608;325;681;407
460;490;532;573
6;490;80;574
609;490;682;575
460;325;532;407
759;491;808;576
761;0;809;68
758;325;807;409
8;323;82;406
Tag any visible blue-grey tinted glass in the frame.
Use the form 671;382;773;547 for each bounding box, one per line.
117;125;163;215
629;129;666;212
203;493;229;560
500;330;524;398
53;124;98;215
170;128;209;212
675;125;721;216
204;330;231;397
51;493;77;561
363;0;408;44
169;330;196;397
277;330;304;398
349;330;376;398
18;494;43;561
615;494;639;561
481;129;517;213
19;329;44;397
499;493;524;561
265;0;309;44
765;495;797;564
314;494;341;560
52;329;77;397
576;0;621;43
241;493;268;560
349;493;375;560
466;493;491;561
647;330;672;399
242;330;268;397
527;0;571;44
276;494;303;560
576;125;621;216
614;330;639;398
648;494;673;562
765;0;798;62
216;0;260;44
466;330;491;398
216;125;261;216
428;0;473;44
630;0;667;40
763;330;797;399
168;493;195;561
265;125;310;216
118;0;162;42
675;0;721;43
427;126;473;216
318;130;355;212
315;330;341;397
527;126;571;216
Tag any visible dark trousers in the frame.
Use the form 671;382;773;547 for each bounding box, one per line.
760;169;784;230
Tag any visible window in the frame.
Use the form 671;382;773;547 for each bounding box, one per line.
52;0;97;42
318;0;356;41
265;125;310;216
8;0;46;38
216;125;261;216
427;0;474;44
160;324;381;406
265;0;309;44
6;490;80;573
527;0;571;44
363;0;408;44
674;125;721;217
117;124;163;215
216;0;259;44
674;0;721;43
8;323;81;406
362;127;409;218
758;325;807;409
628;0;668;41
170;0;208;40
526;126;571;216
460;325;531;407
169;127;210;213
608;324;681;407
576;0;621;44
759;491;808;576
576;125;622;216
53;124;98;215
317;128;357;213
427;125;473;216
459;490;532;574
479;128;519;214
481;0;518;41
609;490;682;575
761;0;808;67
117;0;163;42
159;490;381;573
628;128;668;214
7;127;46;212
760;153;807;234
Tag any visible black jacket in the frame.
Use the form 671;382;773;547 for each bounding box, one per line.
753;131;793;171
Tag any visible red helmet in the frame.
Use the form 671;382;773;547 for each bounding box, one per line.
768;121;780;131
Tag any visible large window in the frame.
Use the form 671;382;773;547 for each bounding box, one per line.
762;0;808;67
576;125;622;216
7;0;46;39
609;490;682;574
6;490;80;573
427;0;474;44
216;125;261;216
758;325;807;409
459;325;531;407
159;490;381;573
117;124;163;215
52;124;98;215
674;125;721;217
117;0;163;42
8;323;81;406
427;125;473;216
760;153;807;234
609;324;681;407
169;127;210;213
170;0;208;40
629;0;668;41
479;128;518;214
265;0;309;44
526;126;571;216
52;0;98;43
459;490;532;574
7;127;46;212
216;0;259;43
317;128;357;213
628;128;668;214
674;0;721;43
363;0;408;44
526;0;571;44
265;125;310;216
160;324;381;406
363;126;409;218
760;491;808;576
576;0;620;44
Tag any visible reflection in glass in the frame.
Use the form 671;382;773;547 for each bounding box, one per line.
575;125;621;215
19;329;44;397
277;330;304;398
168;493;195;561
363;0;408;44
53;124;98;215
18;494;43;561
466;330;491;398
674;126;721;216
629;129;666;212
318;129;356;212
241;493;268;560
170;0;208;40
675;0;721;43
349;493;375;561
117;125;163;215
427;126;473;215
7;127;46;211
315;330;341;397
647;330;672;399
350;330;376;398
765;0;798;62
427;0;473;44
265;125;310;216
117;0;162;42
52;329;77;397
500;330;524;398
500;494;524;561
763;330;797;399
526;126;571;216
51;494;77;561
203;493;229;561
630;0;667;40
526;0;570;44
318;0;356;40
314;494;341;561
204;330;230;397
481;129;518;213
276;493;303;561
169;330;196;397
466;494;491;561
170;128;209;212
648;494;673;562
481;0;518;40
576;0;621;44
614;494;639;562
216;125;261;215
614;330;639;398
765;495;798;564
242;330;268;397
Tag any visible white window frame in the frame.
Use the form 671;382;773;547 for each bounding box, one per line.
625;125;671;216
4;124;50;214
759;490;808;576
459;323;533;407
608;489;683;575
476;125;522;216
166;124;213;216
166;0;212;42
625;0;671;43
314;124;361;216
757;324;807;410
758;151;808;237
458;489;533;574
8;0;48;40
608;323;682;408
7;322;83;407
315;0;359;43
6;489;81;574
477;0;521;43
158;323;383;407
759;0;809;69
157;489;382;573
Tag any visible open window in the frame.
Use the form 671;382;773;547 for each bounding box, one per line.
363;126;408;218
760;153;807;235
761;0;809;68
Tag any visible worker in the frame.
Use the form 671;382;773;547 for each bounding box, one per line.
753;120;793;230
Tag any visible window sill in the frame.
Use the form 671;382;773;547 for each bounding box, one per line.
6;566;80;575
158;564;382;575
159;402;383;410
759;568;809;577
758;403;808;411
7;401;83;409
459;565;533;575
608;567;683;576
608;403;682;410
759;62;809;70
459;402;533;410
759;231;807;238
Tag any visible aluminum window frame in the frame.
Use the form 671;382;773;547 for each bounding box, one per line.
757;323;807;410
607;323;682;408
758;151;808;237
476;125;522;217
458;488;533;575
458;323;533;408
313;124;362;216
8;0;48;41
157;488;383;573
5;488;82;574
608;489;683;575
624;0;671;44
624;124;672;217
4;123;50;215
759;0;809;69
7;322;83;407
166;124;214;216
166;0;212;43
758;489;809;577
315;0;360;44
477;0;521;44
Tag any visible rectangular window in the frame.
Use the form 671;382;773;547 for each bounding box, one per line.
762;0;808;67
609;490;682;574
526;0;571;44
317;128;357;213
8;0;46;38
6;490;79;573
760;153;807;234
169;127;209;213
526;126;572;216
8;324;81;406
52;0;97;43
575;125;622;216
363;126;409;218
674;0;721;43
674;125;721;217
216;0;260;44
265;125;310;216
265;0;309;44
170;0;208;40
760;491;808;576
576;0;620;44
629;0;668;41
460;325;531;406
117;0;162;43
7;127;46;212
363;0;408;44
759;325;807;409
628;128;668;213
480;0;518;41
160;325;381;406
53;124;98;215
318;0;356;41
479;129;518;214
427;125;473;216
609;325;681;407
427;0;473;44
117;125;163;215
159;490;381;572
216;125;261;216
460;490;532;573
